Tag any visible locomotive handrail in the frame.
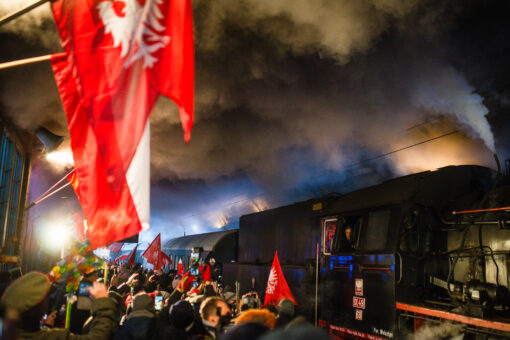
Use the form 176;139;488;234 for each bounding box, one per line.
395;252;403;284
440;217;510;227
452;206;510;215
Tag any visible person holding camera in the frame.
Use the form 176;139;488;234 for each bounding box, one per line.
0;271;118;340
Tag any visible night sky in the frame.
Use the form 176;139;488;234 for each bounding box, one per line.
1;0;509;249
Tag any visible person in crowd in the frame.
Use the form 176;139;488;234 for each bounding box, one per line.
114;294;156;340
218;322;269;340
208;258;223;281
234;309;277;330
261;325;331;340
155;299;208;340
240;292;261;312
0;271;12;296
199;297;233;339
123;272;148;309
70;270;98;333
0;271;118;339
275;299;294;328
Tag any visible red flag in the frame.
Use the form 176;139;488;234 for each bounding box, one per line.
50;0;194;248
114;254;128;264
177;258;184;276
142;234;162;270
161;252;172;266
176;271;193;292
108;242;124;254
202;264;212;282
127;244;139;267
264;251;297;306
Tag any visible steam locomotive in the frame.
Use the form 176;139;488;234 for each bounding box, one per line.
221;164;510;339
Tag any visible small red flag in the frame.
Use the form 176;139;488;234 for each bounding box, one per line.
108;242;124;254
114;254;128;264
202;264;212;282
142;234;162;270
161;252;172;267
127;244;139;267
264;251;297;306
177;258;184;276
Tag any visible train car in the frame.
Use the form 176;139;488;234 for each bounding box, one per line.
163;230;238;270
221;164;510;339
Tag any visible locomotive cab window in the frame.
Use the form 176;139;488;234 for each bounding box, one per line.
359;209;391;252
333;215;362;253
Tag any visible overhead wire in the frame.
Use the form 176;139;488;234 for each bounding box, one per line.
183;128;460;221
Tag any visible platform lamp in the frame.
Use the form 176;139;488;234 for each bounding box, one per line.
35;126;64;153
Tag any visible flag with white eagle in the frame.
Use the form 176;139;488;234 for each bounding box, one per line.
264;250;297;306
51;0;194;248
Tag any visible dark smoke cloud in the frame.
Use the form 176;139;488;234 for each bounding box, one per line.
1;1;508;243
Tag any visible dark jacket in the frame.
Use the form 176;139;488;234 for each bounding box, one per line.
18;297;118;340
114;316;156;340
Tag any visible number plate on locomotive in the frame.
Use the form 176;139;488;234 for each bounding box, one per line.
353;296;366;309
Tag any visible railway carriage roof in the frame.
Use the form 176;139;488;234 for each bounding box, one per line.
163;229;237;251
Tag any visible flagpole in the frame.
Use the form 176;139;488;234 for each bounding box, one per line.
0;52;66;71
315;242;319;327
25;168;75;210
0;0;51;27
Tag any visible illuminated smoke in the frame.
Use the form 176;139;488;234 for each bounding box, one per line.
250;199;269;213
0;1;506;242
214;212;230;229
411;65;495;152
410;322;464;340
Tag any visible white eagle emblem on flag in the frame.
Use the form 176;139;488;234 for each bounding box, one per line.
97;0;170;68
266;267;278;295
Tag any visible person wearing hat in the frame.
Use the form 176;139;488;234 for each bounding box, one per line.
208;258;223;282
0;271;118;340
113;294;156;340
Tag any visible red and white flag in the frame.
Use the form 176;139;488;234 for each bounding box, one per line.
142;233;163;270
114;254;128;264
127;244;139;267
51;0;194;248
264;251;297;306
161;252;172;267
108;242;124;254
177;258;184;276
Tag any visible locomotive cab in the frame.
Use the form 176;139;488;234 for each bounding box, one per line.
320;207;400;339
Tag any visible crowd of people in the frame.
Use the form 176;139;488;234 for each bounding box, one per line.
0;257;331;340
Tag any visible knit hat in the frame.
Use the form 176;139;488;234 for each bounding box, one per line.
277;299;295;317
127;294;155;319
0;272;50;314
169;300;195;330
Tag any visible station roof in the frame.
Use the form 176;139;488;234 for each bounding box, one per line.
163;229;237;252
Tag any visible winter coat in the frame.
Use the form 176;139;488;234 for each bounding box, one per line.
114;316;156;340
17;297;118;340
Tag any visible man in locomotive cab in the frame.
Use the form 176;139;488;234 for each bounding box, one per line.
340;225;355;252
